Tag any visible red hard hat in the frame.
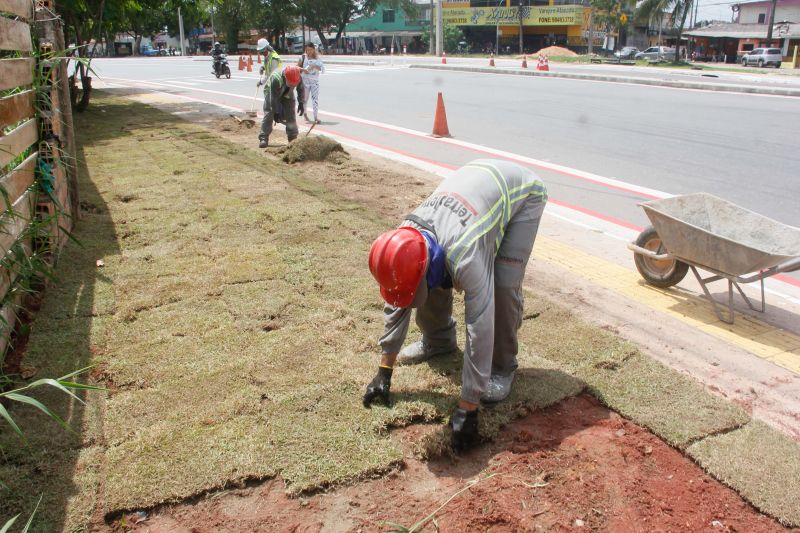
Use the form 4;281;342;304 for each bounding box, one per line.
369;227;428;308
284;65;302;87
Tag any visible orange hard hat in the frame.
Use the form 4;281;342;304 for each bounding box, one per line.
369;227;428;308
284;65;302;87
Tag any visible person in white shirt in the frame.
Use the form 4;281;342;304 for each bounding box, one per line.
298;43;325;124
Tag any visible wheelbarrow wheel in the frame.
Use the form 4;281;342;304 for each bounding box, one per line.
633;226;689;288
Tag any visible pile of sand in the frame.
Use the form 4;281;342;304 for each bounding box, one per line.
278;135;348;164
534;46;577;57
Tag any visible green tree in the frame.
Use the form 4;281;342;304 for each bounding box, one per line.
250;0;297;46
297;0;419;50
590;0;634;52
443;23;465;54
636;0;693;62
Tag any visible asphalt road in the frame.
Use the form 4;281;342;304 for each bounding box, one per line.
92;56;800;285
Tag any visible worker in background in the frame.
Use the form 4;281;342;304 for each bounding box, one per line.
363;159;547;451
257;38;282;76
256;65;304;149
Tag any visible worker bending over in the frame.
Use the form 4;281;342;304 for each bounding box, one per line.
257;65;304;149
364;159;547;451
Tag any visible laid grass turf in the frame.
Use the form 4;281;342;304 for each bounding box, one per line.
688;421;800;528
0;93;795;530
517;297;750;448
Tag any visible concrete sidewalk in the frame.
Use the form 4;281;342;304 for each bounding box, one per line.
410;63;800;97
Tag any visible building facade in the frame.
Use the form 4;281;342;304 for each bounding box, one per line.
441;0;591;53
345;1;431;53
735;0;800;24
684;0;800;64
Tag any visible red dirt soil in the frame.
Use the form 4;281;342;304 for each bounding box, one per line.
126;395;793;532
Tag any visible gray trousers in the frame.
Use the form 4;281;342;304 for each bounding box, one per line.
417;195;545;378
259;95;298;143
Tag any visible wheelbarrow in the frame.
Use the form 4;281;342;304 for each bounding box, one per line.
627;193;800;324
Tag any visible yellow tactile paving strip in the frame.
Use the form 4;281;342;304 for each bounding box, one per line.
534;236;800;374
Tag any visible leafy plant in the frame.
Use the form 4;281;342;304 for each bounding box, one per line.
0;366;102;443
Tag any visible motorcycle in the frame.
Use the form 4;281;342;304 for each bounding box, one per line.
212;54;231;79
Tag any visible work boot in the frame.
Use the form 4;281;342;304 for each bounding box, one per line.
396;340;457;366
480;372;515;403
259;139;268;148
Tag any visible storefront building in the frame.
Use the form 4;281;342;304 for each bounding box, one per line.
442;0;590;52
685;21;800;64
345;2;431;54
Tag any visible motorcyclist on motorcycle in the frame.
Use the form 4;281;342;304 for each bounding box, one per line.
211;42;223;76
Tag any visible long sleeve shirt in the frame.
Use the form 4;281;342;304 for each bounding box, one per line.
379;159;547;399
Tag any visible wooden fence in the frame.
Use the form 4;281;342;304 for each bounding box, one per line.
0;0;77;356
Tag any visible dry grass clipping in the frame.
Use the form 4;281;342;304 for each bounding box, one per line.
279;135;348;164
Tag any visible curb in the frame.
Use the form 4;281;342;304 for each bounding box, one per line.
409;64;800;97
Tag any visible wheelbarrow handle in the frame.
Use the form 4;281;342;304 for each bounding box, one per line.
627;242;672;261
776;256;800;274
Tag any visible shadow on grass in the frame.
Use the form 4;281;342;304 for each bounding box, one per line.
0;95;190;531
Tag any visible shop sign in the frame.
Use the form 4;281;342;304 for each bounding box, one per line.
443;5;585;26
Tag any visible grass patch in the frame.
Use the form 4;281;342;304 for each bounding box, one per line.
0;94;585;527
688;421;800;528
2;91;792;529
517;296;749;448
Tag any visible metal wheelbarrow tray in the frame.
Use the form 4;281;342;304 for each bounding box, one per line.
627;193;800;323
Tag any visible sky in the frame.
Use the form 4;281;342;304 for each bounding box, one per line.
694;0;743;23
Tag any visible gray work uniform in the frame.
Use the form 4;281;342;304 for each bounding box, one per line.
259;69;303;144
379;159;547;404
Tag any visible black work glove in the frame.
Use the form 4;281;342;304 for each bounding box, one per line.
297;101;305;116
450;408;479;451
273;112;283;124
362;366;392;407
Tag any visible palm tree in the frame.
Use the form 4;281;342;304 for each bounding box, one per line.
636;0;694;63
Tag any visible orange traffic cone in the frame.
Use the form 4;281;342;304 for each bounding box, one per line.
441;51;447;64
238;55;245;70
489;53;495;67
522;55;528;69
257;53;262;64
542;55;550;71
247;55;253;72
431;92;451;138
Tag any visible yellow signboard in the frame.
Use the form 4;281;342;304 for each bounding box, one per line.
443;5;585;27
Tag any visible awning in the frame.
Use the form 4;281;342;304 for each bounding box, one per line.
684;22;800;39
342;31;424;38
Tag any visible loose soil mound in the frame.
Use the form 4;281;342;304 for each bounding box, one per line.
535;46;577;57
279;135;348;163
128;395;790;532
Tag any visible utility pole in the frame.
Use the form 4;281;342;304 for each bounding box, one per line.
429;0;434;55
588;8;593;54
436;0;443;56
495;0;503;54
178;6;186;56
765;0;778;45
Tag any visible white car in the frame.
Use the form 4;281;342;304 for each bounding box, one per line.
635;46;675;60
742;48;782;68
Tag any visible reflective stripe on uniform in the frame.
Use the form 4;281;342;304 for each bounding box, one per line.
446;164;547;272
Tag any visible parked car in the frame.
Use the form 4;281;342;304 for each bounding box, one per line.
614;46;639;60
141;45;167;57
741;48;782;68
635;46;675;60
